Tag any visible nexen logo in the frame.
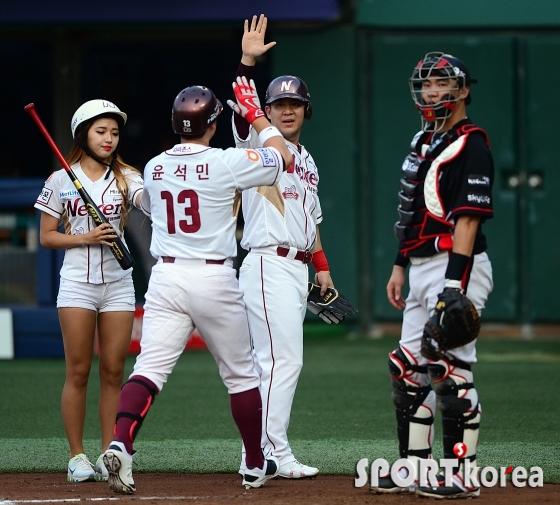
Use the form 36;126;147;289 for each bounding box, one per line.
280;80;293;92
294;163;318;187
64;199;122;217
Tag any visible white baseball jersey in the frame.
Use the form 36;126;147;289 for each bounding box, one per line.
141;142;283;260
34;164;143;284
232;119;322;251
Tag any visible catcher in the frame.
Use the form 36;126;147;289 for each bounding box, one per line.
372;52;494;499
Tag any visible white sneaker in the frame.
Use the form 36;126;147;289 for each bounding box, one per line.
67;454;95;482
103;444;135;494
242;456;280;488
94;454;108;482
278;459;319;479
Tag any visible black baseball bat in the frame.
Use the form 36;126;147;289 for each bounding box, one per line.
25;103;135;270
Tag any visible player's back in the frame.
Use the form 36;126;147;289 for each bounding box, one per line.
142;142;282;261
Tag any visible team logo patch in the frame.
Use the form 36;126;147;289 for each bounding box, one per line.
246;149;260;162
282;185;299;200
38;187;53;205
255;148;277;167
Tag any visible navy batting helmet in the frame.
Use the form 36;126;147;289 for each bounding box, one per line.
409;52;476;125
172;86;223;136
265;75;312;120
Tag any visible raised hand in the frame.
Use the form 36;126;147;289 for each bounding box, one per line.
241;14;276;65
227;76;265;124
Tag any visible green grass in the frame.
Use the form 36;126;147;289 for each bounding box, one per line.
0;328;559;482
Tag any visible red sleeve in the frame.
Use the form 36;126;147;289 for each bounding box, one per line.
233;62;256;140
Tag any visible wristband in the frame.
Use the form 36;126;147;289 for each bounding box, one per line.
258;126;282;145
311;249;330;272
394;251;410;269
445;252;471;282
444;279;463;290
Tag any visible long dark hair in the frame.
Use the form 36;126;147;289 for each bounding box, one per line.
64;118;140;232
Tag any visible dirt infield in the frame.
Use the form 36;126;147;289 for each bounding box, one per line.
0;473;557;504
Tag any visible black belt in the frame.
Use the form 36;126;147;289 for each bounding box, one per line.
162;256;226;265
276;247;313;264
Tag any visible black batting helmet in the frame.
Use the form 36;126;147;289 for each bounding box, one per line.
171;86;223;136
409;52;476;127
265;75;312;120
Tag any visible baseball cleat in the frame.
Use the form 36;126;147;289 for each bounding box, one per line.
278;459;319;479
103;445;135;494
369;474;414;494
242;456;280;488
67;453;96;483
94;454;108;482
416;475;480;499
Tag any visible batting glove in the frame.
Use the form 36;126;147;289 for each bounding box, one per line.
227;76;265;124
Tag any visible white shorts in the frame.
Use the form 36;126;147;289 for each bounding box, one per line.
57;276;136;312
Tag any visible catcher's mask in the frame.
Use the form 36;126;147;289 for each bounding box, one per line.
265;75;312;120
71;99;127;179
409;52;476;131
171;86;223;136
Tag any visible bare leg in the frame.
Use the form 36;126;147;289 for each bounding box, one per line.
59;307;97;457
97;311;134;452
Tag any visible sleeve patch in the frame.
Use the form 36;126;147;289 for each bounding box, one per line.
467;175;491;186
37;187;53;205
255;148;278;167
466;193;491;205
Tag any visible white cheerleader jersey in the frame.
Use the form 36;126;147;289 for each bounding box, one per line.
141;142;283;260
232;119;322;252
34;163;143;284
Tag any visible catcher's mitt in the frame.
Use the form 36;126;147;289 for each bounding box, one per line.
421;288;481;360
307;283;358;324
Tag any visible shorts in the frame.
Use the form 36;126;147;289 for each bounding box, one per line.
57;276;135;312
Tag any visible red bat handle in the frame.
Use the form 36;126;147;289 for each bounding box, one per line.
24;103;72;173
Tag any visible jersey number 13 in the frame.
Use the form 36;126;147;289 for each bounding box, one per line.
161;190;201;234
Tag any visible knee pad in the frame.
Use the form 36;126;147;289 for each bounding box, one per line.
388;347;436;460
428;358;480;464
116;376;158;443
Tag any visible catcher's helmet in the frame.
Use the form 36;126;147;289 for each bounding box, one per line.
265;75;312;120
172;86;223;136
409;52;476;127
71;99;127;138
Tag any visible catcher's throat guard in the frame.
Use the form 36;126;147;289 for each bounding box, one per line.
421;288;480;360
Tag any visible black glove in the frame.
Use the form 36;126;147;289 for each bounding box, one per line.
421;288;481;360
306;283;358;325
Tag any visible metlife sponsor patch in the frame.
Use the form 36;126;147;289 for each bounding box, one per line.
60;189;80;199
255;148;277;167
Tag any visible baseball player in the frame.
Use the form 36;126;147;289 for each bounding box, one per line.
102;83;295;494
232;15;336;479
369;52;494;499
34;100;143;483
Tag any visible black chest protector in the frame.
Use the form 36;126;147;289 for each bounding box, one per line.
394;123;489;258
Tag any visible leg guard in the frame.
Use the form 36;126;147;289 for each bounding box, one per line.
115;376;158;447
389;347;436;463
428;358;480;471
